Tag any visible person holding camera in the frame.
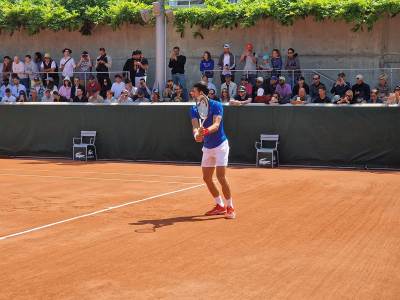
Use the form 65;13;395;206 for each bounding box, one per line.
96;47;112;87
76;51;93;83
218;44;236;84
123;50;149;87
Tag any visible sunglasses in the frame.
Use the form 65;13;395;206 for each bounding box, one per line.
313;77;319;80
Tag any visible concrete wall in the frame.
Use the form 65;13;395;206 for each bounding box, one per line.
1;17;399;89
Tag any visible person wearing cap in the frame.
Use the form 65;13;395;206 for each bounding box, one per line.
218;43;236;83
201;74;217;94
151;89;161;102
309;74;326;102
275;76;292;103
72;87;88;103
266;75;278;95
252;77;267;102
220;73;237;98
60;48;76;79
240;75;253;96
96;48;112;85
24;55;39;89
168;46;188;101
369;89;383;104
352;74;370;103
229;85;252;106
123;50;149;87
200;51;215;82
1;88;16;102
41;89;54;102
59;77;72;101
284;48;301;87
330;72;351;100
111;74;126;99
31;76;44;99
75;51;93;82
240;43;257;86
40;53;59;86
375;74;390;102
10;76;26;98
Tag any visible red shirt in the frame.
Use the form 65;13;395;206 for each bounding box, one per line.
86;81;101;97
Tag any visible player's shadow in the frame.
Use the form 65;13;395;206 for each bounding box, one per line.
130;214;224;233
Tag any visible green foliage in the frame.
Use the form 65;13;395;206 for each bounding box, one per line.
0;0;398;35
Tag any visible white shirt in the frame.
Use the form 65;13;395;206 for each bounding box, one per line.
10;84;27;97
0;84;10;98
1;94;16;102
24;61;39;79
221;81;237;98
60;56;76;78
12;62;26;79
111;82;126;98
41;95;54;102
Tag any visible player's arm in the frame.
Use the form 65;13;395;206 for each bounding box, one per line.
199;115;222;136
191;118;203;142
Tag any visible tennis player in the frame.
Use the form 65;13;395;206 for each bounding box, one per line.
190;82;235;219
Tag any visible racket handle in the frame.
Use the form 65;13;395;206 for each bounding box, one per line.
199;119;203;127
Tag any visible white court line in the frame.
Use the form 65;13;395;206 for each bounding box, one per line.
0;173;200;185
0;183;205;241
0;168;200;179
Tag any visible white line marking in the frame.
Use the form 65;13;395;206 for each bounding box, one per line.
0;168;200;179
0;173;200;185
0;184;205;241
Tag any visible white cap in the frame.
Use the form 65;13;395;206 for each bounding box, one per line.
256;77;264;83
356;74;363;80
223;43;230;49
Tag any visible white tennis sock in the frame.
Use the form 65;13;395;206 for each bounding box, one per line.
214;196;225;207
226;198;233;208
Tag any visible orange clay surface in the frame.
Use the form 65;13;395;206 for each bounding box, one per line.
0;158;400;300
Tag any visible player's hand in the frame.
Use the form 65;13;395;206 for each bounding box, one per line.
198;126;206;136
195;133;204;143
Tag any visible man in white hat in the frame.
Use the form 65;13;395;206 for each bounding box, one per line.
218;43;236;83
352;74;370;103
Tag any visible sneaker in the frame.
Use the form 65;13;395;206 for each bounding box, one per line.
205;204;226;216
225;206;236;219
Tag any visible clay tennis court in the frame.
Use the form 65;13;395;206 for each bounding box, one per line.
0;158;399;299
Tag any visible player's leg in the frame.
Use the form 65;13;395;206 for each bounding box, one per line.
202;167;226;215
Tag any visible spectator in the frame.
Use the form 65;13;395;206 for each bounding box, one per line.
30;89;40;102
124;79;138;99
71;76;85;98
352;74;370;103
292;76;309;97
284;48;301;86
75;51;92;82
41;89;53;102
266;75;278;95
269;92;281;105
275;76;292;103
88;90;104;103
137;78;151;99
369;89;383;104
31;76;44;99
10;76;26;98
0;78;11;99
59;48;76;79
1;88;16;102
86;75;100;98
291;87;311;104
309;74;325;102
100;78;112;99
111;74;125;99
118;89;134;103
134;89;150;103
151;89;160;102
59;77;72;101
1;56;12;82
171;84;184;102
34;52;43;74
45;77;58;93
252;77;266;99
163;79;174;100
239;76;253;96
208;89;220;102
200;51;215;82
123;50;149;87
221;74;237;98
104;90;116;103
41;53;59;86
240;43;257;86
12;56;27;89
168;46;187;101
230;85;252;106
271;49;282;77
201;74;217;94
387;86;400;104
376;74;390;102
17;90;28;102
258;54;272;74
24;55;38;88
96;47;112;86
314;86;331;103
220;88;230;103
335;90;354;104
331;72;351;100
53;91;67;102
72;88;88;102
218;44;236;83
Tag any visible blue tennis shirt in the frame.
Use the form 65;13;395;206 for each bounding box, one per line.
190;99;227;149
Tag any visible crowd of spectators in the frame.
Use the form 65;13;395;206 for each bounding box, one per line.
0;43;399;105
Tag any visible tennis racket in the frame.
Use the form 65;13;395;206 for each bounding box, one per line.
196;96;209;127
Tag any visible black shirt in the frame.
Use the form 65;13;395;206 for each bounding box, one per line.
168;55;186;74
352;82;371;102
73;95;88;103
314;95;331;103
234;94;250;102
123;58;149;80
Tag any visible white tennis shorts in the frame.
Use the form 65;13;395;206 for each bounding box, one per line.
201;140;230;167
